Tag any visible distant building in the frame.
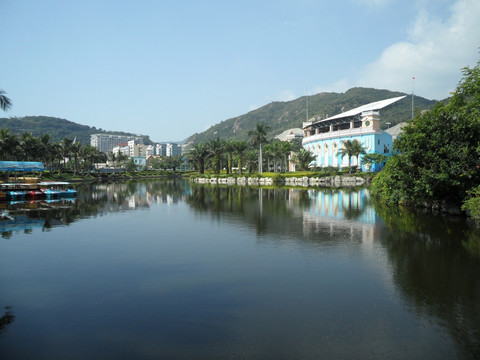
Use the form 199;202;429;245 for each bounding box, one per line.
155;143;166;156
385;122;408;141
275;128;303;142
128;140;146;157
166;143;182;157
133;156;146;170
302;96;406;171
91;134;143;153
112;143;130;157
145;145;155;157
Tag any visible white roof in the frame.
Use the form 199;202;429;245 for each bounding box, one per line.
313;95;407;124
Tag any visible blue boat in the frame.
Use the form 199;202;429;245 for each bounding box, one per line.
41;188;61;199
59;188;78;197
38;182;77;199
7;190;26;201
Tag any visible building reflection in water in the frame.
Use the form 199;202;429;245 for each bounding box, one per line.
301;188;380;243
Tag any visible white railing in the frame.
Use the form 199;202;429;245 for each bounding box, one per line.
302;127;380;145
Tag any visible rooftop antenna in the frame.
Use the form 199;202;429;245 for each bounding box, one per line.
411;76;415;119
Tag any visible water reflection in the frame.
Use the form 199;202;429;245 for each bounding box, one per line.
187;183;480;358
374;201;480;359
1;180;479;359
0;180;189;238
0;306;15;334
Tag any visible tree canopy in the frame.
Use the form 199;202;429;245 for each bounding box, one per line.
371;58;480;211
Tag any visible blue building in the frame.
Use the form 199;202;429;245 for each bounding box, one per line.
133;156;147;170
302;96;405;171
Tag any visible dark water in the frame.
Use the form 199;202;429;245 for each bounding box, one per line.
0;180;479;360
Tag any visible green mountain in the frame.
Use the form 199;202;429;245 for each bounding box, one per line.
187;87;438;144
0;115;154;145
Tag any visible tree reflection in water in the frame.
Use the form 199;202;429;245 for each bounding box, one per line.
1;180;479;358
374;200;480;359
0;306;15;334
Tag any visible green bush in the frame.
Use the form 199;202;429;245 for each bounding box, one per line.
462;185;480;220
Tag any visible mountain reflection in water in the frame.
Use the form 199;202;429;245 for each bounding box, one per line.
0;179;479;359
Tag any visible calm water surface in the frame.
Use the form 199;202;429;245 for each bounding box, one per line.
0;180;479;359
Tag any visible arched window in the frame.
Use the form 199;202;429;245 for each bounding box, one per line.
332;142;338;167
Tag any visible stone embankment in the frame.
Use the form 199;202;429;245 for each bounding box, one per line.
191;176;369;187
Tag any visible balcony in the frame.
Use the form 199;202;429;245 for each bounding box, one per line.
302;127;380;145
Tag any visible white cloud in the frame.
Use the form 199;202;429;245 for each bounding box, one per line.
325;0;480;100
362;0;480;99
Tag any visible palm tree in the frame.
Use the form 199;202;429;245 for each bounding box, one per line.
60;137;74;173
263;143;274;173
223;140;236;174
0;129;19;160
245;149;258;173
71;142;82;176
38;134;53;169
187;142;208;174
233;140;248;174
207;137;224;174
248;122;271;174
281;141;293;172
19;132;38;161
292;148;315;171
0;90;12;111
338;139;366;172
269;140;286;173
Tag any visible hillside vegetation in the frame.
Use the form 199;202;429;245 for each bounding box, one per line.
0;115;153;145
187;87;437;145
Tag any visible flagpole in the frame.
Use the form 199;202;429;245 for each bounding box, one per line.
411;76;415;119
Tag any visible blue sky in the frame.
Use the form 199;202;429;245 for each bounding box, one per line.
1;0;479;142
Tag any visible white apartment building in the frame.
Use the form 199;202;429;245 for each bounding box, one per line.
166;143;182;157
155;144;166;156
112;143;130;156
145;145;155;157
91;134;143;153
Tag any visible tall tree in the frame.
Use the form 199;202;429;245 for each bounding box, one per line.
223;140;236;174
71;142;82;176
207;137;224;174
187;142;208;174
281;141;293;172
19;132;38;161
233;140;248;174
0;129;19;160
60;137;74;173
248;122;271;174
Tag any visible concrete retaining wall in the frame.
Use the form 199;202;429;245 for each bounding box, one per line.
192;176;367;187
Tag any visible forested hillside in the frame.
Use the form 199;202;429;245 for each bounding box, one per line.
187;87;438;145
0;116;153;145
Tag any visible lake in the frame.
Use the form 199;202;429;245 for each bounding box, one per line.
0;179;479;359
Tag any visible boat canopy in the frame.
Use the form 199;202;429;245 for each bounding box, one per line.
0;161;44;172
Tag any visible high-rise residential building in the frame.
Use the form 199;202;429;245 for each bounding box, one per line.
155;144;166;156
90;134;143;153
112;143;130;156
166;143;182;157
